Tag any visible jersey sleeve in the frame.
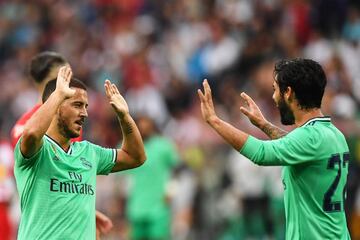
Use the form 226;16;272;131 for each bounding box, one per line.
14;137;46;167
240;127;320;166
87;142;116;175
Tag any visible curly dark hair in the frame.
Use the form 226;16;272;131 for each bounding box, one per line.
274;58;327;109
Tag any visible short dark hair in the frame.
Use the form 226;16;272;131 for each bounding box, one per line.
274;58;327;109
42;78;87;103
30;52;67;84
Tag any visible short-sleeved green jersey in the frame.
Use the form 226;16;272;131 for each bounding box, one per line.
240;117;350;239
126;136;179;220
14;135;116;240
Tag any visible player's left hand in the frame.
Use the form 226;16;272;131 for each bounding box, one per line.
198;79;218;124
104;80;129;119
239;92;267;128
96;211;113;240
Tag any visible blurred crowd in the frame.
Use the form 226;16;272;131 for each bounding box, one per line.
0;0;360;239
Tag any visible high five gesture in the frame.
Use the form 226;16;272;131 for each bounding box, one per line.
55;66;76;99
103;79;146;172
104;80;129;119
21;66;76;157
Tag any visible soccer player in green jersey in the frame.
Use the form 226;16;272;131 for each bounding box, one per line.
125;115;179;240
12;51;114;239
14;66;146;240
198;58;350;239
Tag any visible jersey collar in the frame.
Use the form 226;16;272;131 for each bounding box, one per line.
45;135;73;155
302;116;331;127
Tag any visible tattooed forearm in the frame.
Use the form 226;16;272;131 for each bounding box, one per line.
122;123;133;135
112;113;146;172
261;122;288;139
118;116;134;135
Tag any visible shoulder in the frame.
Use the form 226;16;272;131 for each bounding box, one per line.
284;125;323;149
78;140;113;151
289;124;322;139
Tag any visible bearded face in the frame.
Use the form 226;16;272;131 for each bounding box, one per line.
56;88;88;139
272;78;295;126
57;110;81;139
277;94;295;125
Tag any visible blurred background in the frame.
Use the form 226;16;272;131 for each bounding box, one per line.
0;0;360;239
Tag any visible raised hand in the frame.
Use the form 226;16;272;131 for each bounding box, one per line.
198;79;217;124
55;66;76;99
239;92;266;128
104;80;129;119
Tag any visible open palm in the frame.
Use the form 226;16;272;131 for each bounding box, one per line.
239;92;266;128
104;80;129;118
56;66;76;98
198;79;217;124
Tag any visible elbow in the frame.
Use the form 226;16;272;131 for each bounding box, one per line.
127;149;146;168
135;151;147;167
22;127;39;145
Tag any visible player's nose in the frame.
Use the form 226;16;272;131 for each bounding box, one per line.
80;108;88;118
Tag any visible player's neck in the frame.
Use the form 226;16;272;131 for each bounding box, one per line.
46;128;71;152
294;108;324;127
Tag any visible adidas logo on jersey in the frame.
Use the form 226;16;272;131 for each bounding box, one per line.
80;157;92;169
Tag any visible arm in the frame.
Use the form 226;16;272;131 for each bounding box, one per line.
239;92;287;139
198;80;316;166
198;79;249;151
258;121;288;140
103;80;146;172
241;128;318;166
21;66;74;158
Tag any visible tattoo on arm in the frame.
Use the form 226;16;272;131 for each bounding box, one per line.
261;122;288;139
119;117;134;135
122;123;133;135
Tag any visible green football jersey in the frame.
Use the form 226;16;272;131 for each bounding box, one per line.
125;135;178;220
240;117;350;239
14;135;116;240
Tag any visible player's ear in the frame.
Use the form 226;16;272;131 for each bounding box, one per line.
284;86;293;103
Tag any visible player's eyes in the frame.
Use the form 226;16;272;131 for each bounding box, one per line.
73;103;88;109
73;103;82;108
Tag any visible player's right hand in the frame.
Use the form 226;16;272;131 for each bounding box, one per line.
55;66;76;99
198;79;218;124
239;92;266;128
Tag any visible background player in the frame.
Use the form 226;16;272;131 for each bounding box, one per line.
125;115;179;240
198;58;350;239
